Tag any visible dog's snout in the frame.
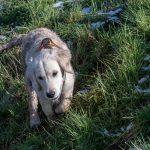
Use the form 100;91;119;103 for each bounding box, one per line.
46;91;55;98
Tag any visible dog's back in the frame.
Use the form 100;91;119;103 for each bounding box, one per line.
22;28;68;53
22;28;69;67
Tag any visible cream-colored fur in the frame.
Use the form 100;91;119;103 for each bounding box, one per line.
0;28;75;128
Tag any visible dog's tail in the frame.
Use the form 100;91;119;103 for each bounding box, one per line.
0;34;26;53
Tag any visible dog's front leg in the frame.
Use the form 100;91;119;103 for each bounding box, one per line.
54;73;74;114
54;85;74;114
39;99;54;120
28;90;41;128
54;96;71;114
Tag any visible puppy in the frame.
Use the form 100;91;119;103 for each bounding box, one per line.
0;28;75;127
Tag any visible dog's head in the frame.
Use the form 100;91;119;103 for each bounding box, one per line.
27;38;73;101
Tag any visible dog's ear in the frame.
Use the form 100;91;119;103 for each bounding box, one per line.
39;38;61;50
39;38;74;74
56;50;74;74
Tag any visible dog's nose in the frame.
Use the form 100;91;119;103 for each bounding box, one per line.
46;91;55;98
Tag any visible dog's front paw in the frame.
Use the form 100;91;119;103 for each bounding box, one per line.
47;114;56;121
54;100;71;114
30;116;41;128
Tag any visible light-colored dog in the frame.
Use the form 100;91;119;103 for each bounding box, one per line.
0;28;75;127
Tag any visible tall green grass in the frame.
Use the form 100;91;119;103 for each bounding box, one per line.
0;0;150;149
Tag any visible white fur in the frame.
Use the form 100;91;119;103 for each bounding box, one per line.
28;50;64;100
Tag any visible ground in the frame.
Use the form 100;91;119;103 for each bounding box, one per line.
0;0;150;150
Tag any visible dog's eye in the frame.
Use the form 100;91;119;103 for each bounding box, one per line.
38;76;44;80
53;71;58;77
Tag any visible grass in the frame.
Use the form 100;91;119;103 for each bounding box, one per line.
0;0;150;149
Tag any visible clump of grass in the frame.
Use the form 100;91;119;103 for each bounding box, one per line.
0;0;31;26
0;0;54;27
129;136;150;150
